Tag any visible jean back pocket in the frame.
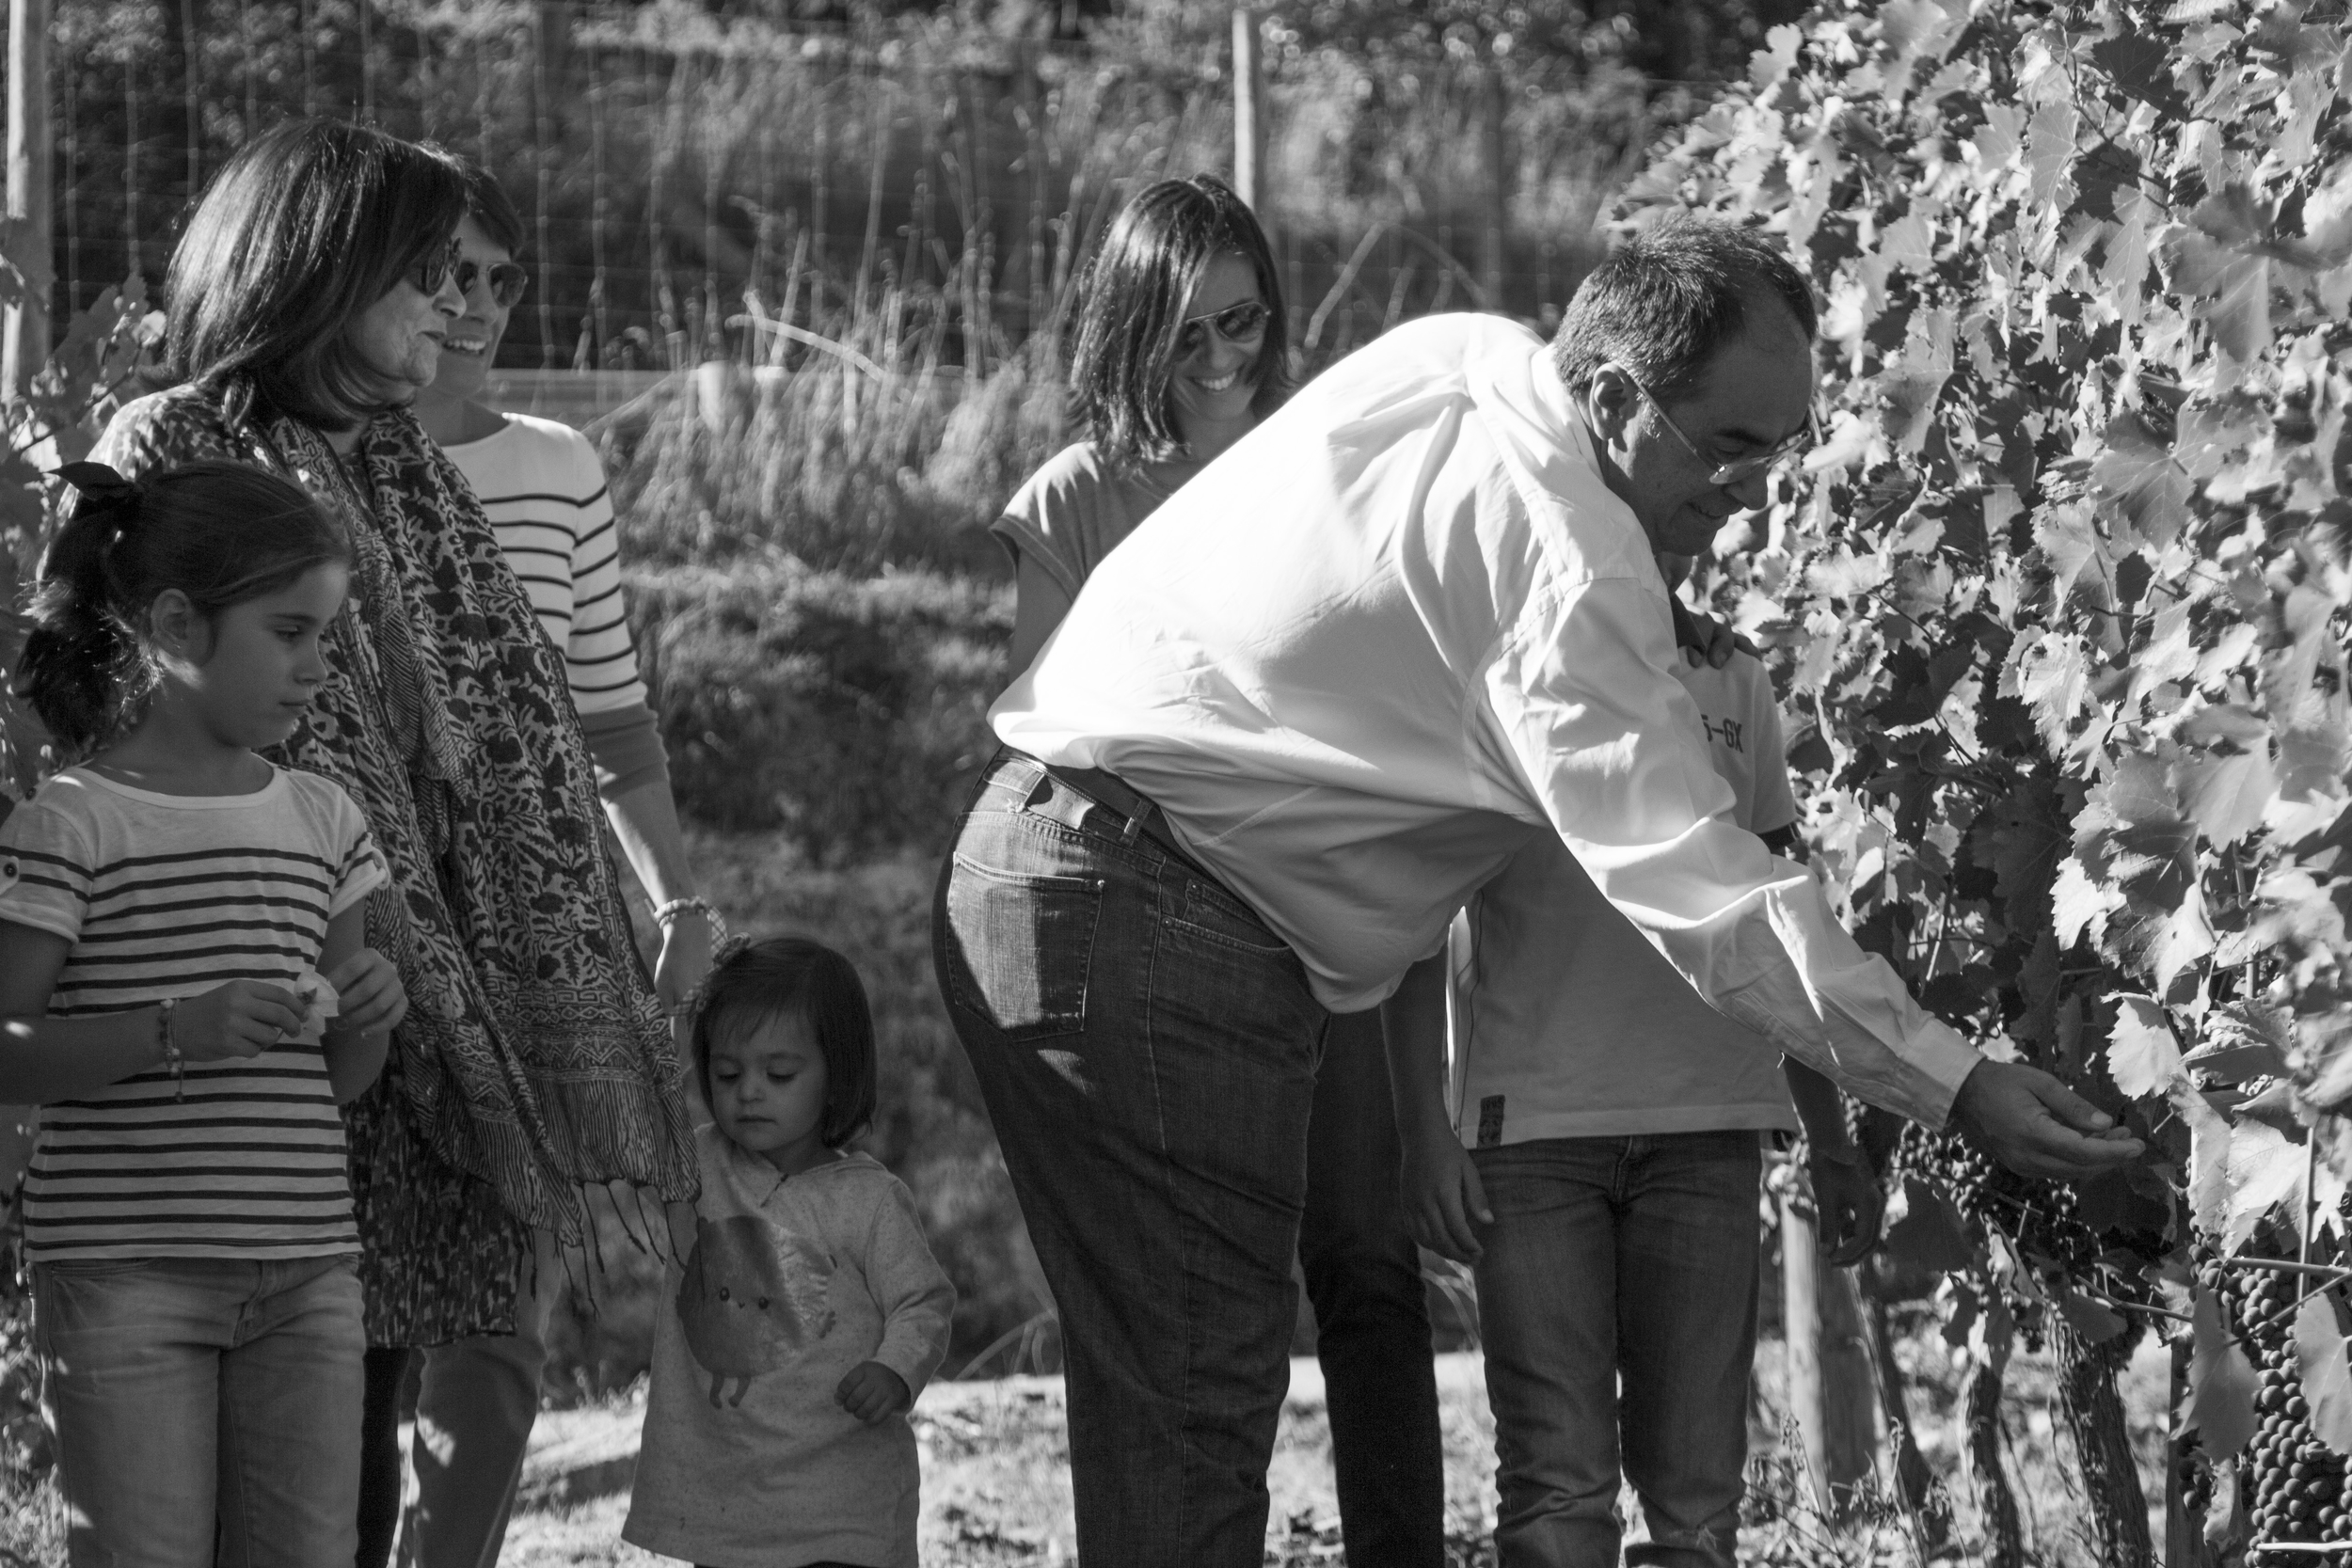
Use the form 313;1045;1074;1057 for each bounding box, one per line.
943;853;1105;1040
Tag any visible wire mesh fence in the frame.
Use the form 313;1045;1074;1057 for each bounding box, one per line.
46;0;1686;379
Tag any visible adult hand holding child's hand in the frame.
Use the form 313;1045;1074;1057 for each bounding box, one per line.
834;1360;912;1425
174;980;308;1062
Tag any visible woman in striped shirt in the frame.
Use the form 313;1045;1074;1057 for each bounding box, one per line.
399;161;713;1568
0;461;409;1565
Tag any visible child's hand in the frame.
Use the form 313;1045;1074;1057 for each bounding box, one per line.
1807;1145;1885;1267
325;948;406;1037
174;980;308;1063
1400;1132;1492;1266
834;1360;912;1425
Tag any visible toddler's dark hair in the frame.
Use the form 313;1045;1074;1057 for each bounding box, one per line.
13;461;351;752
691;936;879;1149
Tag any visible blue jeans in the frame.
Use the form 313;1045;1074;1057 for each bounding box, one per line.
1471;1133;1761;1568
934;751;1329;1568
32;1253;366;1568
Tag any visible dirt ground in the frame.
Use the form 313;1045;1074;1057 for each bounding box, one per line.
502;1336;2172;1568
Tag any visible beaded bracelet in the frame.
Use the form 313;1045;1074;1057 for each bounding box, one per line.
156;996;185;1102
653;895;727;944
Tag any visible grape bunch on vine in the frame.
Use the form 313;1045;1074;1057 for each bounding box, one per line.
1620;0;2352;1553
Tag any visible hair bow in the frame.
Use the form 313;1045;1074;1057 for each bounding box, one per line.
53;462;144;538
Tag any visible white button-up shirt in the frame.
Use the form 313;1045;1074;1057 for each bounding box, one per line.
993;312;1981;1126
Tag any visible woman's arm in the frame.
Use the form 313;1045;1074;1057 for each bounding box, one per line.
604;781;712;1015
1007;553;1075;677
0;921;304;1101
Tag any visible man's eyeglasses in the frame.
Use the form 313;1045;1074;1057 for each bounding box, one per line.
410;239;462;297
1176;298;1270;358
1619;366;1820;487
456;258;531;310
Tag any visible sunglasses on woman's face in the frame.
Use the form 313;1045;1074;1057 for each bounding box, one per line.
1176;297;1270;358
455;258;531;310
410;239;462;296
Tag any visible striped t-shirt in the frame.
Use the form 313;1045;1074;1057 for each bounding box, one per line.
0;766;388;1261
444;411;651;716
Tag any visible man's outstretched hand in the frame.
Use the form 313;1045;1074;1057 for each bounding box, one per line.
1951;1060;2143;1179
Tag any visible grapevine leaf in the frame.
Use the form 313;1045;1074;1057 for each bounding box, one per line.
2108;995;2185;1098
2091;33;2193;120
2053;856;2114;951
2294;1290;2352;1457
2170;1080;2233;1236
2224;1119;2308;1254
2190;1281;2262;1458
2181;748;2277;848
1884;1176;1978;1274
2058;1288;2128;1345
1872;641;1974;725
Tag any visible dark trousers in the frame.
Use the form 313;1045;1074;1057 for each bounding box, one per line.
934;751;1440;1567
1302;1009;1447;1567
1472;1132;1763;1568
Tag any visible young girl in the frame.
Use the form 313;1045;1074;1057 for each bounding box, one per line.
0;460;408;1566
625;937;954;1568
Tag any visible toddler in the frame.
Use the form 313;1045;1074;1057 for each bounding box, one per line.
625;936;955;1568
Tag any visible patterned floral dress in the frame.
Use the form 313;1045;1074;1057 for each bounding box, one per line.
94;386;698;1345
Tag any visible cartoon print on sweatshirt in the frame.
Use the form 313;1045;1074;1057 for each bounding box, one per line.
675;1212;838;1406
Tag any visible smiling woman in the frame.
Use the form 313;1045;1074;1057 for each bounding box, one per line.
75;119;699;1568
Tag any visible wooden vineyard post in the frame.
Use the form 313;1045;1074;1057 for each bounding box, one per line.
1232;8;1264;214
4;0;50;402
1780;1189;1877;1517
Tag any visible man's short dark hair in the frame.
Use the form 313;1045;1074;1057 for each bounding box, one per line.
1551;216;1818;404
164;119;469;432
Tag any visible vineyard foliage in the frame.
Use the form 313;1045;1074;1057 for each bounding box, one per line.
1627;0;2352;1538
0;262;156;1497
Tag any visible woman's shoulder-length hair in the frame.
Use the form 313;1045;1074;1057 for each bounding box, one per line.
1067;173;1295;469
163;119;469;433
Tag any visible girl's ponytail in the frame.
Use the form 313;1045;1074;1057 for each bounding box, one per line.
9;460;348;756
17;467;150;752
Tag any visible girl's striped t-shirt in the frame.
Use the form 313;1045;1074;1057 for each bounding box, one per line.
443;412;651;716
0;765;388;1261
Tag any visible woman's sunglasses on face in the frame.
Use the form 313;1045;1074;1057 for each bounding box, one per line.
410;241;530;310
456;258;530;310
1177;297;1270;358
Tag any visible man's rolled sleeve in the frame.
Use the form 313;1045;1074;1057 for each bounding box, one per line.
1483;573;1982;1126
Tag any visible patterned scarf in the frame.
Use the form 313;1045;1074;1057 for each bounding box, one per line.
93;387;699;1246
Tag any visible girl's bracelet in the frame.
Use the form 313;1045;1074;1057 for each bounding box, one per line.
155;997;185;1102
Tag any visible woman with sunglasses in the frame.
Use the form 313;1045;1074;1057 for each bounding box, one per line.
981;173;1447;1568
83;120;698;1568
390;159;713;1568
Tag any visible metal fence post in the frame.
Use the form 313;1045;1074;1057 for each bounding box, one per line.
1232;8;1263;213
4;0;51;402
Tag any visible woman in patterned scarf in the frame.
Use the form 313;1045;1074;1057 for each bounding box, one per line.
86;119;699;1560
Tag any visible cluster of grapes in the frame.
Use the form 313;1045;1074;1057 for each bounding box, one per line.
2189;1244;2352;1549
1891;1125;2104;1273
